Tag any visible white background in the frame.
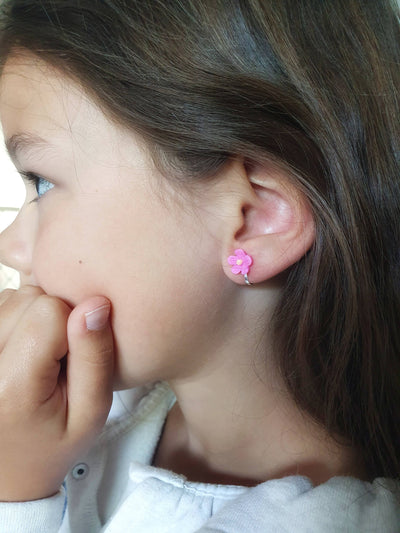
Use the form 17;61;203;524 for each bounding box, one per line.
0;131;24;208
0;131;24;288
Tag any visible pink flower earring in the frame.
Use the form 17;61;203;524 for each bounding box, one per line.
227;249;253;285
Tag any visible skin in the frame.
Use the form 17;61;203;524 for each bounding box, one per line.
0;53;365;501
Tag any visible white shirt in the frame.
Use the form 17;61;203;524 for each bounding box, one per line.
1;382;399;532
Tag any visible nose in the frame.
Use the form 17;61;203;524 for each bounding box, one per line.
0;206;36;285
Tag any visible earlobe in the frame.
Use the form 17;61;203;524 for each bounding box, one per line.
223;161;315;285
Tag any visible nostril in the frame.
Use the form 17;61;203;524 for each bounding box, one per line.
0;234;31;282
0;238;25;267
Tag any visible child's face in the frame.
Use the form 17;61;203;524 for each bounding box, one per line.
0;54;230;389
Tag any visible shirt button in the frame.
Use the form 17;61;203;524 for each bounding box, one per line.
72;463;89;480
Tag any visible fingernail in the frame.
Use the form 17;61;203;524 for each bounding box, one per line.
85;304;110;331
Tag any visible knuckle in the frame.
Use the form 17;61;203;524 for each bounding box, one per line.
83;344;114;367
32;295;70;322
0;288;15;303
18;285;45;298
0;288;15;298
78;336;114;370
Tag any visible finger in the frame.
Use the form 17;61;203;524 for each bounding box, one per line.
66;297;114;437
0;285;43;307
0;285;46;351
0;287;15;305
0;293;70;405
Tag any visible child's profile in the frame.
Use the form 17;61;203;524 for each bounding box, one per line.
0;1;398;531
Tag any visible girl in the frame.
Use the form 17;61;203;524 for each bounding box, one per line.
0;0;399;531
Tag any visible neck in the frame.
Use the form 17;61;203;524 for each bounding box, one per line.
155;357;365;487
153;284;366;486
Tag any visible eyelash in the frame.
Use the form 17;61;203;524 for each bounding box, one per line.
20;171;54;201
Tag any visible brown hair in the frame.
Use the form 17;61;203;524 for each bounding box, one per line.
0;0;399;481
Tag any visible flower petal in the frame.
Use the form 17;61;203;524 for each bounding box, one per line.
243;255;253;267
234;248;246;259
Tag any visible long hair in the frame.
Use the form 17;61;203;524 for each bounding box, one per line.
1;0;399;480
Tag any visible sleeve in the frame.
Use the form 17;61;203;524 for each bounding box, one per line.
0;486;67;533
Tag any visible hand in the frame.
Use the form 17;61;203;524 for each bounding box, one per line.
0;285;114;502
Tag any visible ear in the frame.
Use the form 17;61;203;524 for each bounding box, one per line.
222;160;315;285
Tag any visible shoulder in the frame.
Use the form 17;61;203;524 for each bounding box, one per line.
199;476;400;532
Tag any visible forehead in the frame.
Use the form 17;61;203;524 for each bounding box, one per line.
0;53;146;169
0;54;89;137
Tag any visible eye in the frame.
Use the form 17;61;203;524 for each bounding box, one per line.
20;171;54;200
35;175;54;198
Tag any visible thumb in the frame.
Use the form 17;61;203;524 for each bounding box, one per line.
66;296;114;438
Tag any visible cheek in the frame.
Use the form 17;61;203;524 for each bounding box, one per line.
30;194;148;305
31;211;109;304
29;192;225;387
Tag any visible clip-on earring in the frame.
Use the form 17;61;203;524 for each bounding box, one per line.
228;248;253;285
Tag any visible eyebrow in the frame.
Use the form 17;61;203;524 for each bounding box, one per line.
5;132;53;164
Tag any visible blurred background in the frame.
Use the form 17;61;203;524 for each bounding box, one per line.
0;131;24;290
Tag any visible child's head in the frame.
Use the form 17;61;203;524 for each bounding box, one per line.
0;1;399;481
